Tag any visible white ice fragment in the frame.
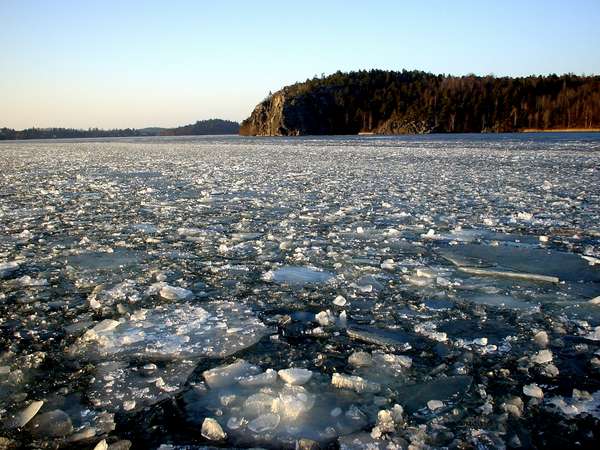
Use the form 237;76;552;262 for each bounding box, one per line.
427;400;444;411
391;404;403;422
547;398;580;416
267;266;333;285
516;211;533;221
278;368;313;385
93;440;108;450
380;259;395;270
247;413;280;433
315;310;335;327
523;383;544;399
159;285;193;301
331;407;342;417
204;360;257;389
122;400;136;411
584;326;600;341
333;295;347;306
238;369;277;387
226;417;246;430
338;310;348;328
348;351;373;368
582;255;600;266
7;400;44;428
272;385;315;420
331;373;381;394
531;349;553;365
414;322;448;342
539;235;549;243
0;261;20;279
371;352;412;370
534;331;549;347
201;417;227;441
92;319;121;333
588;296;600;305
17;275;48;287
244;393;276;416
421;229;437;239
458;266;559;284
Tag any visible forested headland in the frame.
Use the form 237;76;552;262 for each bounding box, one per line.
240;70;600;135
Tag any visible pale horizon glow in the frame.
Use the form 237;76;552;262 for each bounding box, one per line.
1;0;600;130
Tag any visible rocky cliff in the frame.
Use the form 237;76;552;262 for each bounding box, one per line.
239;70;600;136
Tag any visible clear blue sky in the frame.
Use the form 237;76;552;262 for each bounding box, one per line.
1;0;599;129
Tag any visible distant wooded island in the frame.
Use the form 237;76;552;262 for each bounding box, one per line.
240;70;600;135
0;119;239;140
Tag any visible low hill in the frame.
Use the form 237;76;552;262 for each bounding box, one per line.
240;70;600;135
160;119;239;136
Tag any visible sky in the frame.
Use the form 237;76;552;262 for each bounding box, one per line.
1;0;599;130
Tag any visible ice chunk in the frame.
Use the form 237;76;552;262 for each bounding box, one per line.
534;331;549;347
546;391;600;418
6;400;44;428
93;440;108;450
243;393;276;417
371;352;412;370
348;352;373;368
201;417;227;441
159;285;193;301
523;383;544;399
266;266;333;285
204;360;258;389
88;359;196;411
92;319;121;333
458;266;559;283
347;327;413;350
380;259;395;270
278;368;313;385
272;385;315;420
531;349;553;365
247;413;280;433
73;301;266;360
17;275;48;287
584;326;600;341
0;261;19;279
427;399;444;411
333;295;347;306
331;373;381;394
238;369;277;387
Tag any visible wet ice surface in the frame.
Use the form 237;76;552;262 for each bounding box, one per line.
0;134;600;449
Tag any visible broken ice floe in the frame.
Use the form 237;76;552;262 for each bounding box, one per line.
70;301;267;411
263;266;334;285
184;360;377;446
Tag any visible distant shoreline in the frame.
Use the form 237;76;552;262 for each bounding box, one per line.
520;128;600;133
3;130;600;142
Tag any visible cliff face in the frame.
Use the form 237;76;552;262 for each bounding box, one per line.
239;93;292;136
239;70;600;136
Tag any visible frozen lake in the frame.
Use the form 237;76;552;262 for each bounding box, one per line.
1;133;600;449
